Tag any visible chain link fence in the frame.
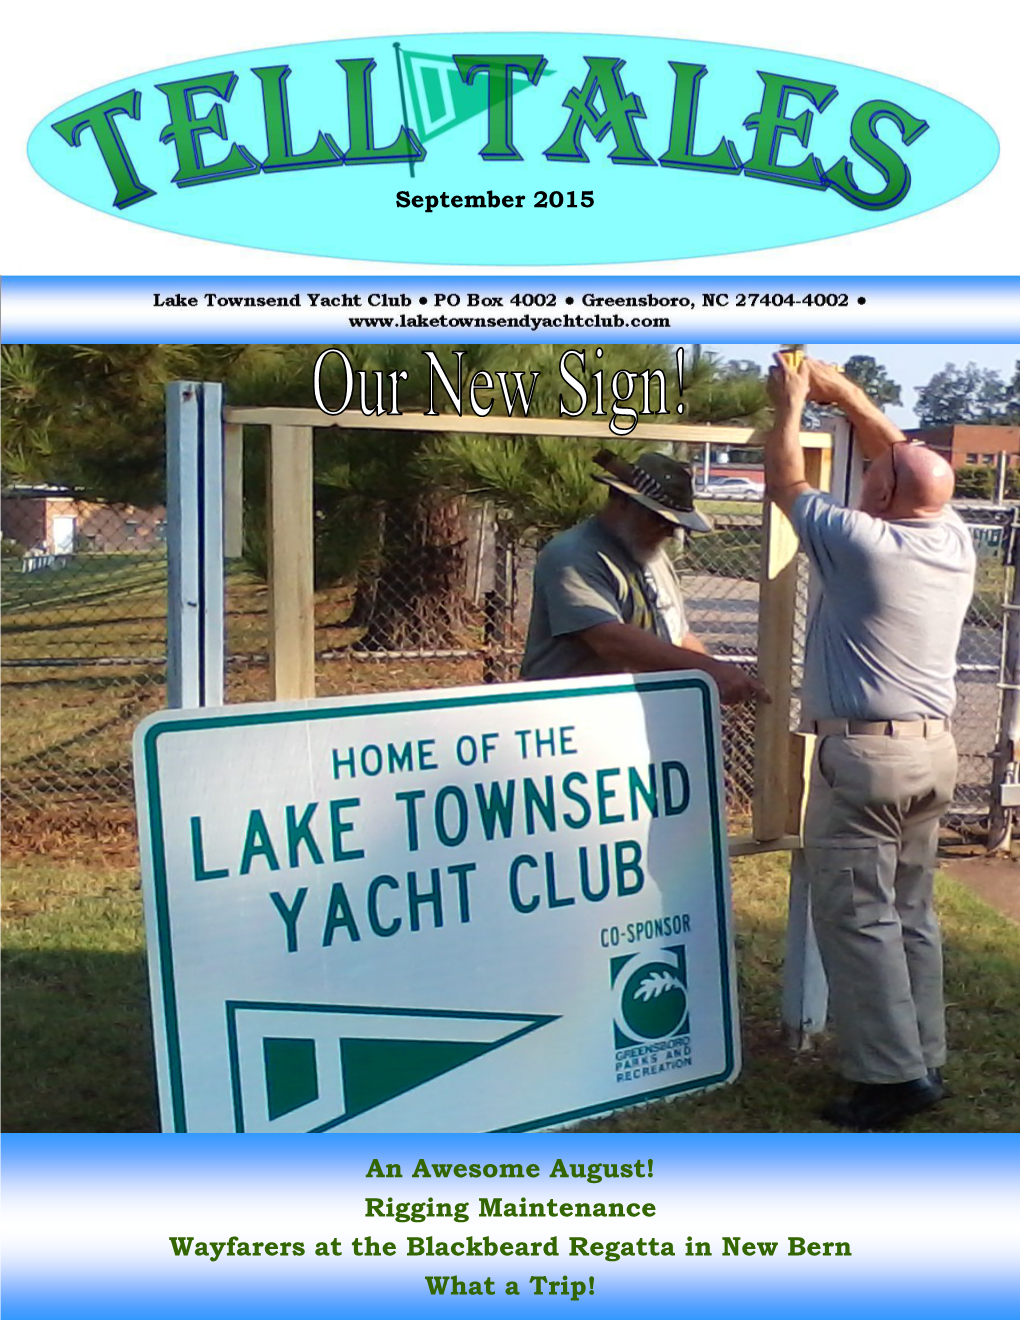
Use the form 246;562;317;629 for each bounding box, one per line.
951;504;1017;829
2;481;1014;854
2;494;170;845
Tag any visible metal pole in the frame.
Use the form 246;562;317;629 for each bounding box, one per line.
995;451;1008;505
988;508;1020;852
166;381;225;709
782;854;829;1047
470;500;490;606
483;517;513;684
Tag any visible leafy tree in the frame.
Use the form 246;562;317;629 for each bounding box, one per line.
842;355;902;409
998;360;1020;425
424;345;770;543
222;344;486;646
681;345;771;428
795;351;901;429
953;464;996;500
914;361;1014;426
721;358;763;379
0;344;259;502
1;341;770;651
226;343;704;648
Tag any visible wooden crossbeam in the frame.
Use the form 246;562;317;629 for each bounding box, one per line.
224;406;830;449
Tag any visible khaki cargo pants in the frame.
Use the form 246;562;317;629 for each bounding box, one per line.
803;729;958;1084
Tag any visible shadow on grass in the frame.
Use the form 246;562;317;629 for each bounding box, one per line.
2;611;167;637
1;875;1016;1134
1;947;159;1133
574;888;1020;1134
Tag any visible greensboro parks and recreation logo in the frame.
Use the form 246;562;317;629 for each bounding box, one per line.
610;945;692;1081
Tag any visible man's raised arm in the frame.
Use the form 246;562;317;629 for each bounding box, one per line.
805;359;908;459
763;353;813;519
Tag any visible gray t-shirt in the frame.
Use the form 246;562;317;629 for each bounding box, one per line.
791;490;976;722
520;517;688;679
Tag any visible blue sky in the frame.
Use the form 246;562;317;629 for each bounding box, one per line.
703;344;1020;428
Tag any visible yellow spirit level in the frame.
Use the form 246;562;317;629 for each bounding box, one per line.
778;351;844;373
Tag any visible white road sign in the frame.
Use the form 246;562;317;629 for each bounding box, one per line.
133;672;739;1132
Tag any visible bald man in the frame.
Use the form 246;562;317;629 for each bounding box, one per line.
765;356;976;1130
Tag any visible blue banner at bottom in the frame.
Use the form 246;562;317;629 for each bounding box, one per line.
3;1133;1017;1318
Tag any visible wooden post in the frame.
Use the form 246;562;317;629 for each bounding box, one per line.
166;381;224;709
267;425;316;700
753;497;802;842
223;422;244;559
753;442;831;843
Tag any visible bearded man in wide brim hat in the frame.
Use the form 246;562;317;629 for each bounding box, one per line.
519;448;769;707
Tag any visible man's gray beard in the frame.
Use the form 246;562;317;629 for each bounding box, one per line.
615;508;665;564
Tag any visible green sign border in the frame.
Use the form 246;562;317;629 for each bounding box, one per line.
139;676;734;1133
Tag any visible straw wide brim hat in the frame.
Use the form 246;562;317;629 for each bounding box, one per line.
593;450;714;533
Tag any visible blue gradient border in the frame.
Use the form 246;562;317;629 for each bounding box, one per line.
4;275;1020;342
3;1134;1019;1320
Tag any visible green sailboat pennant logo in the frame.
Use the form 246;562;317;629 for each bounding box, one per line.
227;1000;556;1132
396;45;551;145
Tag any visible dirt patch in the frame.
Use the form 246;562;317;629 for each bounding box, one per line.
940;848;1020;923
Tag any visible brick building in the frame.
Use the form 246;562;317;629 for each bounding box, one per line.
903;424;1020;469
1;487;166;554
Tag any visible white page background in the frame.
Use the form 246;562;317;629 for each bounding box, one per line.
2;0;1016;276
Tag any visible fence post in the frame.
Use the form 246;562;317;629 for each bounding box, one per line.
468;500;490;606
483;516;514;684
268;424;316;700
753;497;801;842
988;508;1020;851
994;452;1009;505
778;439;836;1048
827;417;863;507
166;381;224;709
223;422;245;559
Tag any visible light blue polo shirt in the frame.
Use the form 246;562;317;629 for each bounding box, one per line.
791;491;976;722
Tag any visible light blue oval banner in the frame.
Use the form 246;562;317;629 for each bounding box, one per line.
28;33;999;265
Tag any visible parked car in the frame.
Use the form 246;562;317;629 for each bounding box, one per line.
696;476;766;498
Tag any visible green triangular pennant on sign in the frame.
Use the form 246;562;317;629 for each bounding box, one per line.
229;1000;556;1132
340;1036;496;1119
264;1037;318;1119
399;49;549;144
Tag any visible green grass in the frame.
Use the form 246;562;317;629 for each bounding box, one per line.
2;855;156;1131
1;552;276;662
969;557;1010;626
0;552;361;808
3;551;168;614
3;851;1017;1132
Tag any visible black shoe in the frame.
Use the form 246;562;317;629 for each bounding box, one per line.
820;1077;944;1130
